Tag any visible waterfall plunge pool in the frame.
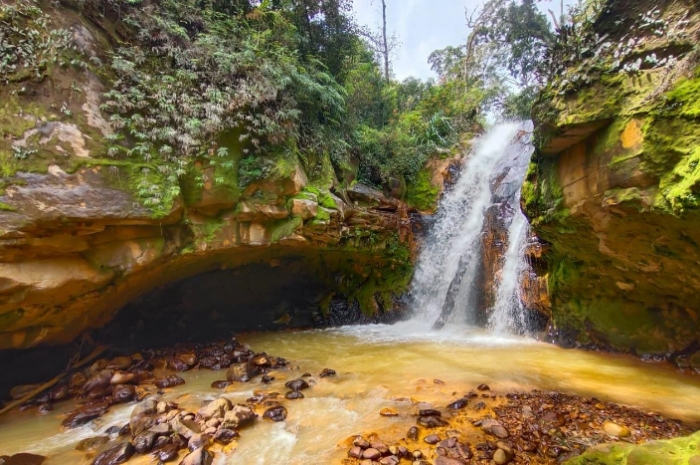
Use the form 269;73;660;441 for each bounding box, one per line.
1;324;699;464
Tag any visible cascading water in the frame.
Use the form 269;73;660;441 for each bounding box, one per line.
409;122;534;332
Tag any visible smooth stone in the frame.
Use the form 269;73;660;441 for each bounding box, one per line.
76;436;110;451
112;385;135;404
197;398;232;421
179;448;213;465
110;372;135;385
284;379;310;392
482;419;509;438
134;432;157;454
37;403;53;415
320;368;336;378
380;408;399;417
263;406;287;422
354;438;371;449
447;398;468;410
493;448;513;465
84;370;114;392
62;400;110;428
348;446;363;458
214;428;239;445
220;405;257;429
424;434;440;445
188;434;211;452
152;444;179;463
477;384;490;391
362;448;381;460
92;443;135;465
418;415;447;428
603;420;631;437
285;391;304;400
155;375;185;389
210;380;231;390
407;426;419;441
107;357;133;370
418;409;442;417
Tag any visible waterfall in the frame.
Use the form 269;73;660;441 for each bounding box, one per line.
409;122;534;332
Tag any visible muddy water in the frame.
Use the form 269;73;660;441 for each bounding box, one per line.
2;324;700;464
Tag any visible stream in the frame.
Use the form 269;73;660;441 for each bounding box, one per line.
2;324;700;463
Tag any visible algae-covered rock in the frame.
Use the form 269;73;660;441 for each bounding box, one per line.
565;431;700;465
0;0;418;350
527;0;700;361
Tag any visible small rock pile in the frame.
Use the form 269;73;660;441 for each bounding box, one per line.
4;337;288;428
343;386;693;465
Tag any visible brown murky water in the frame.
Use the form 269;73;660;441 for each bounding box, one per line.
1;324;699;464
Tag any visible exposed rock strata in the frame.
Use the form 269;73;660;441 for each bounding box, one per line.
525;0;700;363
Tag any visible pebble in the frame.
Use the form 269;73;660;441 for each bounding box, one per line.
91;443;135;465
263;406;288;422
362;448;381;460
424;434;440;444
477;384;490;391
284;379;310;392
447;398;468;410
285;391;304;400
482;419;509;438
380;408;399;417
320;368;336;378
210;380;231;389
603;420;631;437
154;375;185;389
407;426;419;441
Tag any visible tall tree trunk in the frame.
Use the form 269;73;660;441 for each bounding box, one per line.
382;0;389;79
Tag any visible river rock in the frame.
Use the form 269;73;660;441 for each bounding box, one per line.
179;448;213;465
210;380;231;389
50;384;70;401
603;420;631;437
152;444;179;463
112;384;135;404
226;362;259;382
354;437;370;448
170;417;201;439
75;436;110;451
482;419;509;438
348;447;363;458
84;370;114;393
37;403;53;415
213;428;239;444
477;384;490;391
133;432;157;454
418;415;447;428
320;368;336;378
110;372;135;385
424;434;440;445
263;406;287;422
221;405;257;429
447;398;468;410
362;448;381;460
188;434;211;452
3;454;47;465
155;375;186;389
493;447;513;465
285;391;304;400
62;400;110;428
380;408;399;417
92;443;135;465
407;426;419;441
284;378;309;391
198;398;232;420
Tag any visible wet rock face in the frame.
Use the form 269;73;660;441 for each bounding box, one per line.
526;0;700;362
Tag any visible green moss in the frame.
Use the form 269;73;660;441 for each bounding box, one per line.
406;167;440;212
565;431;700;465
269;217;302;242
318;190;337;209
0;202;17;212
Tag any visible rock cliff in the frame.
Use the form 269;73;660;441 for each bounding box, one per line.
524;0;700;364
0;0;416;349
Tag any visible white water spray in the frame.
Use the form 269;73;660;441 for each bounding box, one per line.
409;122;533;332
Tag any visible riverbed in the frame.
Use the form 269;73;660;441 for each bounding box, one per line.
1;323;699;464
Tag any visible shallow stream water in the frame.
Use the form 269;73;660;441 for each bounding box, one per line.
1;323;700;464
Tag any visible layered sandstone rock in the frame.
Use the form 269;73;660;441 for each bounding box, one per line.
524;0;700;363
0;3;416;350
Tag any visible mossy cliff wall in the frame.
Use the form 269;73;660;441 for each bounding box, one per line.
525;0;700;364
0;1;417;350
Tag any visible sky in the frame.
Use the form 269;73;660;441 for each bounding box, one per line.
352;0;578;81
